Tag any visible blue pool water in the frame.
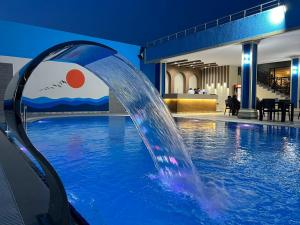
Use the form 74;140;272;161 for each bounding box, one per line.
27;116;300;225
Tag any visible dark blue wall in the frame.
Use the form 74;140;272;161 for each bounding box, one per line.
140;61;160;91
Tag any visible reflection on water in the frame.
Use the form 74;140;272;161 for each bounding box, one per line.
27;117;300;224
177;118;300;222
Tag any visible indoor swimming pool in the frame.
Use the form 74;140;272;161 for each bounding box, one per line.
27;116;300;225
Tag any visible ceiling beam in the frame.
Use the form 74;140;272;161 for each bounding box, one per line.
192;63;218;69
167;59;188;65
178;61;203;66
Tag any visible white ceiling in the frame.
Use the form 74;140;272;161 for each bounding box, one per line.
163;29;300;66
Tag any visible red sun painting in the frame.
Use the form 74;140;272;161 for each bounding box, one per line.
66;69;85;88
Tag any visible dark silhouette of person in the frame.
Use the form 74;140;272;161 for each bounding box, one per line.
231;95;240;115
256;97;261;110
225;96;232;107
225;96;232;114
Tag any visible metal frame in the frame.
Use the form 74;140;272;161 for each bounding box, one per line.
4;40;116;225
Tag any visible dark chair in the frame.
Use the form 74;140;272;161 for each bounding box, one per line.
277;100;291;121
224;99;231;116
261;99;276;121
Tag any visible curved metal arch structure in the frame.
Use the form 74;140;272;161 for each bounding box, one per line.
4;40;198;224
4;41;116;225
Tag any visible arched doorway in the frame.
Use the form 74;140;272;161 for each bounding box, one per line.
174;73;184;94
165;72;171;94
188;75;198;90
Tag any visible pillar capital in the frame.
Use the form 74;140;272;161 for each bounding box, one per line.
242;40;260;46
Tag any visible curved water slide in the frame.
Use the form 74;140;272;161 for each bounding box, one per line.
4;41;199;225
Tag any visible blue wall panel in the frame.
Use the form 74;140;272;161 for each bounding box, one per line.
0;20;141;68
140;61;160;91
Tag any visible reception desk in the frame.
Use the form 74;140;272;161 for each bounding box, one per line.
163;94;217;113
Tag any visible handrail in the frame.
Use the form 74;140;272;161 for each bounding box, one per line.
257;71;290;96
146;0;281;48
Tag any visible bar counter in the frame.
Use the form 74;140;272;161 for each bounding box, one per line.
163;94;217;113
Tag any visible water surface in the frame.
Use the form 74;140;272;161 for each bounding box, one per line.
27;116;300;225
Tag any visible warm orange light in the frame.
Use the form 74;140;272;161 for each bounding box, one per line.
164;99;216;113
164;99;217;102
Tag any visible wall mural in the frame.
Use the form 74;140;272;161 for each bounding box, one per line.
22;61;109;112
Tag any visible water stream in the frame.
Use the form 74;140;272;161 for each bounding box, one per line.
51;45;228;217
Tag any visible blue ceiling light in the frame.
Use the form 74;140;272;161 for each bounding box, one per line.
292;65;298;75
269;5;287;25
243;53;251;65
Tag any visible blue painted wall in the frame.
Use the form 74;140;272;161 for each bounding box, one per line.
144;0;300;62
0;20;140;68
0;20;166;96
140;61;160;91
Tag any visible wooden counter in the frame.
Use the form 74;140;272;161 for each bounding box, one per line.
163;94;217;113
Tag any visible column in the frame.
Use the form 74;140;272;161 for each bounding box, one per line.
160;63;166;96
238;41;258;119
290;57;299;108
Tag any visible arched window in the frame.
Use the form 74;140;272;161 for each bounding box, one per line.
174;73;184;94
188;75;198;90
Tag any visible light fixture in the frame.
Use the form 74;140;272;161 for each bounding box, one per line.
292;65;298;75
243;53;251;65
269;5;286;25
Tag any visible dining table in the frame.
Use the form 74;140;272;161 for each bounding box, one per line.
259;101;294;122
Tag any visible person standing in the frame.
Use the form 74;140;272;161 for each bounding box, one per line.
188;88;194;94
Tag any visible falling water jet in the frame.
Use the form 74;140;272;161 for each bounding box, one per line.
82;52;229;218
